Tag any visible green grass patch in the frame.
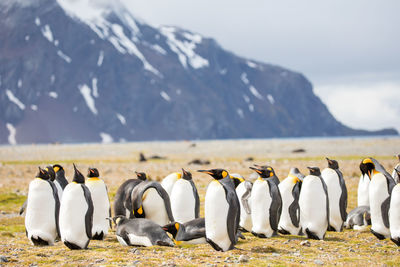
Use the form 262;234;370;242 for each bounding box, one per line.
0;192;26;213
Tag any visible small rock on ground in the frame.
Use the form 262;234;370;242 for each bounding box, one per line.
0;256;9;263
300;240;311;247
238;255;249;263
314;259;324;265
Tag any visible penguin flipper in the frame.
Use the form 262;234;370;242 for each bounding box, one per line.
381;196;391;229
190;180;201;218
289;182;301;228
153;183;175;222
48;181;61;238
337;170;348;221
268;180;282;231
82;184;94;239
225;187;240;246
241;181;253;214
320;177;330;227
19;200;27;215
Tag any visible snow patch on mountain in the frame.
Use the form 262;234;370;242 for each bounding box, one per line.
6;90;25;110
6;123;17;145
49;91;58;98
267;94;275;104
78;84;97;115
92;78;99;97
100;132;113;143
41;24;54;42
237;108;244;119
160;91;171;102
241;73;249;85
116;113;126;125
31;105;38;111
97;50;104;66
249;86;263;100
57;50;71;63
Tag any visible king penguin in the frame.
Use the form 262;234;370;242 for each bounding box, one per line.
161;172;182;196
86;167;111;240
392;154;400;184
361;158;395;240
344;206;371;230
162;217;206;244
46;165;63;201
232;173;253;232
114;215;174;247
25;167;60;246
59;164;94;249
131;179;174;226
198;169;240;252
278;167;304;236
390;168;400;245
253;165;280;185
321;158;347;232
52;164;69;190
113;171;147;218
299;167;329;240
249;166;282;238
170;169;200;223
358;161;371;207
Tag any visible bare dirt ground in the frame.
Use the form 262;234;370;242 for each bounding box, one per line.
0;137;399;266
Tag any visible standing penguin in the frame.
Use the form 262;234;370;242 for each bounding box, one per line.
161;172;182;196
131;180;174;226
113;172;147;218
59;164;93;249
278;167;304;235
321;158;347;232
392;154;400;184
249;166;282;238
86;167;111;240
25;167;60;246
198;169;240;252
233;174;253;233
170;169;200;223
52;164;69;190
361;158;395;240
46;165;63;201
358;162;371;207
253;165;280;185
390;168;400;245
299;167;329;240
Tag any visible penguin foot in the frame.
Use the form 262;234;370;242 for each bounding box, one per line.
327;225;336;232
305;228;321;240
278;228;290;235
237;230;246;240
64;241;83;250
206;238;223;251
92;232;104;240
238;227;249;233
156;240;175;247
370;229;386;240
251;231;267;238
391;238;400;246
31;236;49;246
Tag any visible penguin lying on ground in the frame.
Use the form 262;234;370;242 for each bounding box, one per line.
232;173;253;233
299;167;329;240
249;166;282;238
86;167;111;240
25;167;60;246
361;158;395;240
389;167;400;245
170;169;200;223
163;218;206;244
113;172;147;218
278;167;304;236
59;164;93;250
131;180;174;226
321;158;348;232
344;206;371;230
113;215;175;247
198;169;240;252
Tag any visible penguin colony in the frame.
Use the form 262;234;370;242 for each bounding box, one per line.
22;155;400;251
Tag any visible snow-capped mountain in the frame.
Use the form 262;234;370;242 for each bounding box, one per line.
0;0;397;144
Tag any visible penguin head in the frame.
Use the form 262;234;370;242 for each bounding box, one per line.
133;205;145;218
135;171;148;181
229;173;245;188
249;165;275;179
326;158;339;170
87;167;99;178
45;165;56;181
307;166;321;176
360;158;375;178
52;164;64;173
72;163;85;184
197;169;229;180
36;167;50;180
288;167;304;182
181;169;192;180
112;215;128;226
162;222;181;238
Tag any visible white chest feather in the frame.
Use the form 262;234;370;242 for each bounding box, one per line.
250;180;273;235
278;177;299;234
205;181;230;251
59;183;89;247
390;185;400;238
171;180;196;223
357;174;370;206
321;168;343;230
142;188;169;225
86;179;110;236
161;173;179;196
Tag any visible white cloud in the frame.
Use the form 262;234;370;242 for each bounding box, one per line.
314;82;400;133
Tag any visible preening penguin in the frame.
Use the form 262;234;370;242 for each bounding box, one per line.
361;158;395;240
392;154;400;184
358;161;371;207
170;169;200;223
59;164;93;249
233;174;253;232
299;167;329;240
344;206;371;230
321;158;347;232
198;169;240;252
278;167;304;236
25;167;60;246
113;171;147;218
389;168;400;245
230;173;245;188
161;172;182;196
249;166;282;238
163;217;206;244
131;180;174;226
114;216;175;247
86;167;111;240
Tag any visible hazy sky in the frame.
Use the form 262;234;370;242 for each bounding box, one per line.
122;0;400;132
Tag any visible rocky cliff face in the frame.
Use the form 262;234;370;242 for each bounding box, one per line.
0;0;397;144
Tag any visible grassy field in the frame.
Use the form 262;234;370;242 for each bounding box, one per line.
0;137;399;266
